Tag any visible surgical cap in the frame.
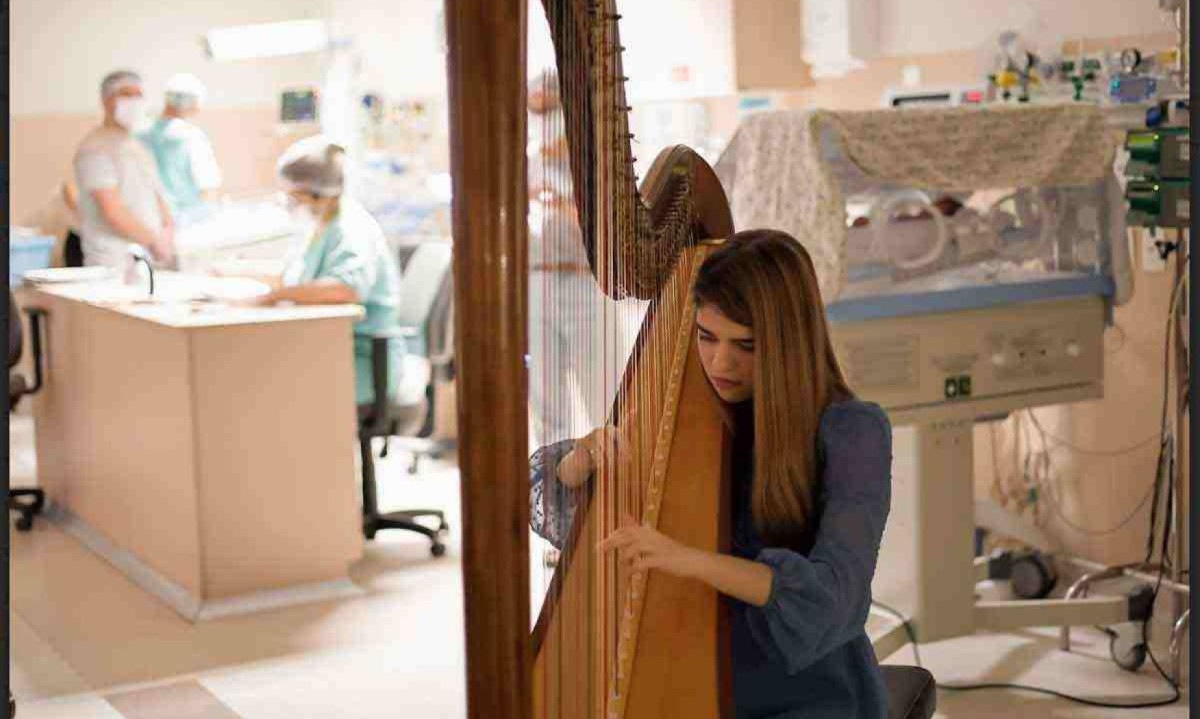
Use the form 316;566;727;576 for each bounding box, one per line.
100;70;143;98
165;73;207;110
276;136;346;197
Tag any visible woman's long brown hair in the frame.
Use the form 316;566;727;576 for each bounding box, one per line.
693;229;852;550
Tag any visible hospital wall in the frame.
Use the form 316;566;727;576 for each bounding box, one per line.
9;1;1189;569
9;0;327;223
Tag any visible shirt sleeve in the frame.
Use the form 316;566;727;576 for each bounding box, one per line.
316;224;377;300
742;403;892;674
530;439;582;547
75;149;118;192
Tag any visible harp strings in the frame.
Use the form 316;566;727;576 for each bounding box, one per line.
531;0;679;715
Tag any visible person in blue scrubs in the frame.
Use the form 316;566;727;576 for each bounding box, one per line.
261;136;404;409
529;229;892;718
138;74;222;217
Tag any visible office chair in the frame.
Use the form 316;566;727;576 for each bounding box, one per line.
882;665;937;719
8;291;48;532
393;241;456;470
356;241;455;555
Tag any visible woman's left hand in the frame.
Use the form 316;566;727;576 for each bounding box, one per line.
599;517;700;579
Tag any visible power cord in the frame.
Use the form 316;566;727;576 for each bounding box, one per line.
872;600;922;668
870;599;1181;709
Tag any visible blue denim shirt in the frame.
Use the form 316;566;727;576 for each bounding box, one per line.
529;399;892;718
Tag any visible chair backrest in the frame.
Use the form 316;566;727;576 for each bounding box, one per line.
9;291;23;370
426;266;454;368
396;241;453;357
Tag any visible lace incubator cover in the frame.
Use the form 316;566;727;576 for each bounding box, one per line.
714;104;1122;304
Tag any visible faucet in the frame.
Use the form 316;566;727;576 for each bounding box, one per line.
126;245;156;296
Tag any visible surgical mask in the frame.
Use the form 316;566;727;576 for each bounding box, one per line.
289;203;319;239
113;97;146;130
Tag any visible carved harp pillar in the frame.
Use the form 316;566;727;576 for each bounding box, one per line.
446;1;735;717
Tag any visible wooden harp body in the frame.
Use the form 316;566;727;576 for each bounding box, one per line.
445;1;735;717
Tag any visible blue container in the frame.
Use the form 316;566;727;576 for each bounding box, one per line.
9;234;56;286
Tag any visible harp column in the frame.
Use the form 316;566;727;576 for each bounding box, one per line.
445;2;531;718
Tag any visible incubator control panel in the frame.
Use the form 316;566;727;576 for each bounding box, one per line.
831;295;1105;424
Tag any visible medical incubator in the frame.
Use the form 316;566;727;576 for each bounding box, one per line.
717;103;1137;657
822;122;1126;323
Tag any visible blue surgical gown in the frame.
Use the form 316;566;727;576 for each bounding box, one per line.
137;118;220;214
281;198;404;407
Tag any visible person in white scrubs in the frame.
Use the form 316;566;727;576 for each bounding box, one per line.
138;73;222;217
72;70;175;269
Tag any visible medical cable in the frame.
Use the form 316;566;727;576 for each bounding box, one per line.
873;600;1181;708
882;255;1189;707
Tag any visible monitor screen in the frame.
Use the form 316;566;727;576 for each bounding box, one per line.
281;89;319;123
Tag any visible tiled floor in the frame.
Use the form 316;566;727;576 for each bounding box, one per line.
9;413;1191;717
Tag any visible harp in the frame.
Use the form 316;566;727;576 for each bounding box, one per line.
445;1;735;717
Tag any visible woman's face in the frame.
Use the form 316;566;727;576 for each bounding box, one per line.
285;190;337;224
696;304;755;404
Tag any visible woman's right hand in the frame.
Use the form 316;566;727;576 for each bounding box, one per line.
555;425;630;488
150;230;176;267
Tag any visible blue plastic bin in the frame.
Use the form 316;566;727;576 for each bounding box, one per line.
10;234;56;286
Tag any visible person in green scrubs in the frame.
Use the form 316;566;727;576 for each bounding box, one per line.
137;74;222;217
265;136;404;409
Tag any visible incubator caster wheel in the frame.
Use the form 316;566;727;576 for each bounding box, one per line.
431;542;447;557
1105;583;1154;672
1107;625;1148;672
1011;551;1057;599
14;515;33;532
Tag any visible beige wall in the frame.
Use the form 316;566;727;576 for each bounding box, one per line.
11;109;317;228
10;0;333;226
10;0;325;114
874;0;1176;56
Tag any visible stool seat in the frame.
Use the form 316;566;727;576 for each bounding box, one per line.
882;665;936;719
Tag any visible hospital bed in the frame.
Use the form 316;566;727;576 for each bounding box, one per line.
172;193;298;274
